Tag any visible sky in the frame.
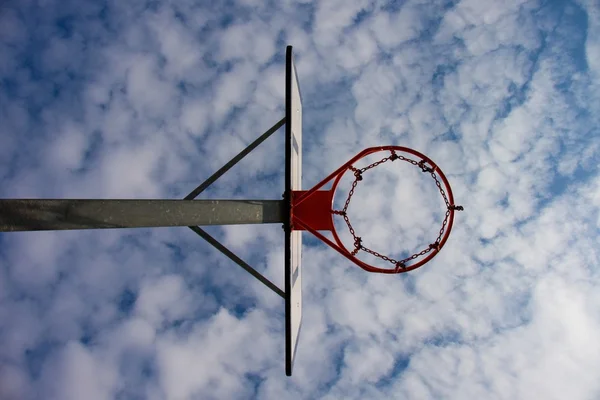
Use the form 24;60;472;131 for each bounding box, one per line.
1;0;599;398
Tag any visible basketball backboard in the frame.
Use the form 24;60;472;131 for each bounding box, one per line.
285;45;303;376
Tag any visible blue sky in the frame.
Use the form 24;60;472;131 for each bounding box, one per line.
1;0;599;398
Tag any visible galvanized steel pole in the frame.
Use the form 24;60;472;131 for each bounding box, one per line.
0;199;285;232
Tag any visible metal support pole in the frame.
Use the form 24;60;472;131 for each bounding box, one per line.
0;118;288;297
0;199;284;232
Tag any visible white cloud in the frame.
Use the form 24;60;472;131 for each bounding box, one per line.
218;23;277;65
370;5;426;50
40;342;118;400
156;308;276;399
1;0;599;399
126;55;178;118
46;122;89;171
136;274;193;327
313;0;372;48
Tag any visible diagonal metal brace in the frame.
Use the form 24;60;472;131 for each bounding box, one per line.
188;226;284;298
186;118;286;298
185;118;286;200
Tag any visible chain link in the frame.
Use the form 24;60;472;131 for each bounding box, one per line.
331;149;463;270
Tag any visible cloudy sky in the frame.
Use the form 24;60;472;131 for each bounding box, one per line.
1;0;599;398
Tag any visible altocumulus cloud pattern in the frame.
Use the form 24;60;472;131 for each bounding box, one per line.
1;0;600;399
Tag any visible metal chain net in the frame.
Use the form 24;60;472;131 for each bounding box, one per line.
332;150;463;272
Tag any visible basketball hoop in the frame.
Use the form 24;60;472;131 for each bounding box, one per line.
291;146;463;274
0;46;464;375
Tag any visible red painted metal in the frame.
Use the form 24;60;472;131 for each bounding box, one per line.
291;146;460;274
291;189;335;231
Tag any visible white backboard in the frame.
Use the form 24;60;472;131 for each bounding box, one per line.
285;45;303;376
